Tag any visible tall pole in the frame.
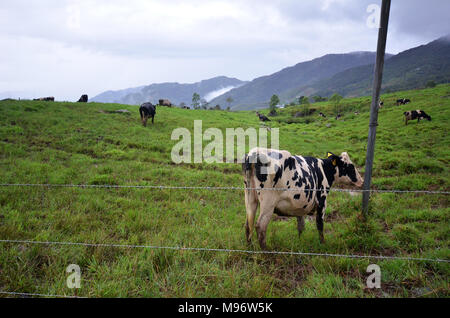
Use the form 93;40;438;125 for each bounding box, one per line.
362;0;391;218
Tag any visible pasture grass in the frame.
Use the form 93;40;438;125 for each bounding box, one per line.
0;84;449;297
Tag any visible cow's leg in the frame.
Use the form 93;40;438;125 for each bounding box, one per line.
405;118;408;125
255;198;276;250
142;115;148;127
151;115;154;124
296;216;305;237
315;202;326;244
244;188;258;243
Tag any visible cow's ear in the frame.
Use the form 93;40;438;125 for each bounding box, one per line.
327;152;338;166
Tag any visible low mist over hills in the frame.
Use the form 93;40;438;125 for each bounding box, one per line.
91;76;247;106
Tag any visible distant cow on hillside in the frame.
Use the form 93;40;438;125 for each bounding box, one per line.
396;98;411;106
319;112;326;118
139;102;156;126
379;101;384;108
159;99;172;107
256;112;270;122
33;97;54;101
403;110;431;125
78;94;88;102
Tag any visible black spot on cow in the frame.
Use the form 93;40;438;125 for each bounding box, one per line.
273;164;283;186
292;171;298;181
294;194;300;200
284;157;296;171
260;183;264;188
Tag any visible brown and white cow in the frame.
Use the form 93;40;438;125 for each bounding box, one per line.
243;147;363;249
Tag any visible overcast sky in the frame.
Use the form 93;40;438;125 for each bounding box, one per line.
1;0;449;101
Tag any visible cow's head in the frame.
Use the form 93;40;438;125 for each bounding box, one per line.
327;152;363;187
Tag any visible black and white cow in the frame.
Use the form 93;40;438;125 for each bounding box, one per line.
403;110;431;125
319;112;326;118
396;98;411;106
139;102;156;126
243;147;363;249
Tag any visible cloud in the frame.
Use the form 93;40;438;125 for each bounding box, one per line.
0;0;448;100
204;86;236;102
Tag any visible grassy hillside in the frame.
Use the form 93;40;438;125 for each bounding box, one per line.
0;84;449;297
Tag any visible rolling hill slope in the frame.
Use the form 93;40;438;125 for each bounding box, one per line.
210;52;382;110
91;76;247;106
294;35;450;98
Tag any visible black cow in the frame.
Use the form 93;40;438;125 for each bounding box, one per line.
139;102;156;126
396;98;411;106
243;147;363;249
335;114;342;120
319;112;326;118
403;110;431;125
256;112;270;122
78;94;88;103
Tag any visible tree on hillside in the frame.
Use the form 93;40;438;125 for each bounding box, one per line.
313;95;327;102
226;96;234;109
298;96;307;105
426;80;436;88
330;93;343;116
269;94;280;115
192;92;201;109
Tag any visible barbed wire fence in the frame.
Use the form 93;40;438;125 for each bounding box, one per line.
0;182;449;297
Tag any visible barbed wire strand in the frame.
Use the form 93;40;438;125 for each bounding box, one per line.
0;239;448;263
0;183;448;194
0;291;82;298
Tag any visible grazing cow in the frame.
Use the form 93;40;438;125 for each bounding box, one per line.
403;110;431;125
335;114;342;120
396;98;411;106
33;97;54;101
139;102;156;126
256;112;270;122
319;112;326;118
379;101;384;108
78;94;88;103
354;111;359;115
242;147;363;249
158;99;172;107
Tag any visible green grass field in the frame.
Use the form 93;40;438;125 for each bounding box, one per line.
0;84;449;297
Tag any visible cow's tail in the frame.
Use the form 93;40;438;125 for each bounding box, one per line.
243;153;253;198
243;152;258;242
139;107;144;120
